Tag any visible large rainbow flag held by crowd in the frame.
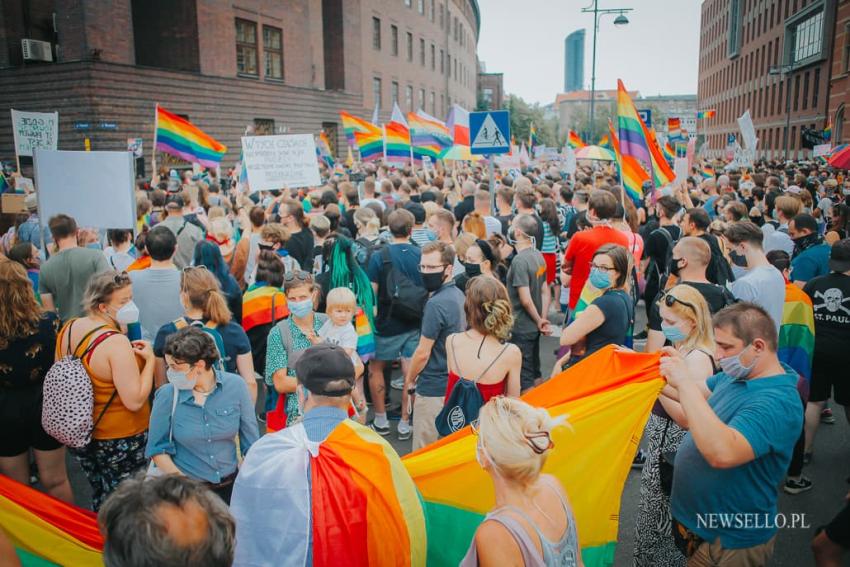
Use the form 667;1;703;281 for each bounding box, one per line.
155;104;227;168
2;347;663;567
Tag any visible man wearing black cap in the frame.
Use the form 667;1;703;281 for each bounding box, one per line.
803;238;850;458
230;344;423;565
158;194;203;269
405;201;433;247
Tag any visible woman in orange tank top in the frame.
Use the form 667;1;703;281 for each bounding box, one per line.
57;271;155;510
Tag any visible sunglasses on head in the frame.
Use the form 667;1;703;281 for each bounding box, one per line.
658;290;697;313
181;265;209;273
283;270;312;283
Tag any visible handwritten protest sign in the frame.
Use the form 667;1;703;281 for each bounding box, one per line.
241;134;320;192
11;110;59;157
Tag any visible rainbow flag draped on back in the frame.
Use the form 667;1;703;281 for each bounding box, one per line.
316;132;335;168
701;163;715;179
609;119;649;204
241;284;288;333
779;283;815;383
408;110;452;161
404;346;663;566
155;105;227;168
616;80;652;167
568;130;587;149
340;111;377;146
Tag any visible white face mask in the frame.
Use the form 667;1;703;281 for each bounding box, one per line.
110;301;140;325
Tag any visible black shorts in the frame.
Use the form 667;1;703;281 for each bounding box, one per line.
824;501;850;549
809;355;849;405
0;412;62;457
511;333;541;391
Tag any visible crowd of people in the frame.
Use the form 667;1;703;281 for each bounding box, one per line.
0;156;848;566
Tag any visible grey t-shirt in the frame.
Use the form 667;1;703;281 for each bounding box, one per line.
129;268;185;341
507;247;546;338
728;264;785;332
39;247;110;322
417;282;467;397
158;215;204;269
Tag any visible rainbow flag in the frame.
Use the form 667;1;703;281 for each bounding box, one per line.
823;116;832;141
316;132;335;168
598;134;610;149
345;145;354;167
0;171;8;193
241;284;288;333
701;164;715;179
528;122;538;149
642;123;676;187
355;126;384;162
696;109;716;119
662;140;676;165
667;117;682;141
340;111;378;146
568;130;587;150
155;105;227;168
355;307;376;362
779;283;814;383
408;110;452;161
403;346;664;566
609;119;649;204
232;419;427;566
446;104;470;145
384;105;412;164
616;80;652;167
0;474;103;566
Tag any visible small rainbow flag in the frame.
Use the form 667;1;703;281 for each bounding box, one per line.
316;132;335;168
598;134;610;149
824;116;832;141
568;130;587;150
340;111;378;146
355;307;376;362
701;164;714;179
528;122;538;149
696;109;717;119
779;282;814;383
155;105;227;168
384;105;412;164
609;119;649;204
617;80;652;167
408;110;452;161
662;140;676;165
642;123;676;188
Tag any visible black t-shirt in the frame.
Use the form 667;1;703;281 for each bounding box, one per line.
0;313;59;419
284;229;315;270
343;208;359;239
496;214;513;236
804;273;850;357
648;280;736;331
644;225;681;288
454;195;475;223
700;233;734;286
584;289;633;358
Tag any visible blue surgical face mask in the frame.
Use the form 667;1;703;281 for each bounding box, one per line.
289;298;313;318
719;345;756;380
589;267;611;289
661;322;688;344
424;228;438;241
166;368;196;390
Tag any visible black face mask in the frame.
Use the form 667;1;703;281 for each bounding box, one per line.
729;250;748;267
669;257;684;277
421;269;447;292
464;262;482;278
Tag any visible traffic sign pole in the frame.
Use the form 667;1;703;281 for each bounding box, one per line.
488;155;496;216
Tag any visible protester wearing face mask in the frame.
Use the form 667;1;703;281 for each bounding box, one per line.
401;241;466;448
146;327;258;505
461;396;582;567
634;285;716;567
555;244;633;369
659;303;802;566
788;213;831;287
454;239;500;292
231;344;426;566
56;271;155;510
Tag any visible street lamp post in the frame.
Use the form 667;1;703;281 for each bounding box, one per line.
582;0;632;141
769;63;795;161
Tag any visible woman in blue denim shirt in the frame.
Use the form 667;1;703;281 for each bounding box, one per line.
146;326;259;504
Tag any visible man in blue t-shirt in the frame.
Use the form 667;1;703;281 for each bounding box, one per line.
658;302;803;565
789;213;831;287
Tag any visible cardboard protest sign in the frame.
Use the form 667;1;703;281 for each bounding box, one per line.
813;143;831;158
241;134;321;192
1;194;26;214
33;150;135;230
11;110;59;157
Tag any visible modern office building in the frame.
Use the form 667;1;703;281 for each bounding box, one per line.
564;29;585;93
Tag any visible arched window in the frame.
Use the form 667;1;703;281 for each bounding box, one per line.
835;104;845;143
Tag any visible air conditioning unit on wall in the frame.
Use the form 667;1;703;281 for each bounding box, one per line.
22;39;53;62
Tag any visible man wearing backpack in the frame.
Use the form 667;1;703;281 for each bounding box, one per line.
400;241;466;448
680;207;735;286
367;209;426;437
643;196;682;319
158;194;203;269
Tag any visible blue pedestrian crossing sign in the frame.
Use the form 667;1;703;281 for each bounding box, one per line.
470;110;511;155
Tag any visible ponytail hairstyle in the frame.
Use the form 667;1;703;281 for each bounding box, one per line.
464;276;514;340
180;266;232;325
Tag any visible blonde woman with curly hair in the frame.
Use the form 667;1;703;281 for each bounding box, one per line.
461;397;582;566
445;275;522;404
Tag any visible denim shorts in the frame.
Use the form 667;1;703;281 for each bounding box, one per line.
374;329;420;361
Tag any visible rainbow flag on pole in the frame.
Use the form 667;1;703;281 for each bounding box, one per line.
446;104;470;145
316;132;335;168
355;129;384;162
608;119;649;204
340;111;377;146
528;122;538;149
408;110;452;161
616;80;652;168
696;109;716;120
568;130;587;150
642;123;676;187
155;105;227;168
384;103;412;164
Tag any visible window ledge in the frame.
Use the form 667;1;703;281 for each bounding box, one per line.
265;77;284;84
237;72;260;80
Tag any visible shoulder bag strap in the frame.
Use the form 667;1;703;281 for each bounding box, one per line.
169;386;180;445
658;416;671;450
93;390;118;431
449;334;462;374
270;292;278;325
473;343;511;384
72;324;109;358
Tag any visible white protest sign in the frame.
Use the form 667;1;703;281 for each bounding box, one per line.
241;134;320;192
11;109;59;157
737;110;758;151
564;147;577;175
673;158;689;184
33;150;135;230
15;176;34;193
813;143;832;158
495;154;521;169
127;138;143;158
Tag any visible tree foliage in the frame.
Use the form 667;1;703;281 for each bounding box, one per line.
504;94;561;147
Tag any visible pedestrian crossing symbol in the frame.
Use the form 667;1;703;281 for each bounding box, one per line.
469;110;511;155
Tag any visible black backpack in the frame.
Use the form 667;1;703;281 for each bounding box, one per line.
355;236;383;269
648;226;680;282
380;246;428;324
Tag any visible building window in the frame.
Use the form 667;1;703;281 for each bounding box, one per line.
812;67;820;108
372;17;381;50
406;32;413;61
405;0;411;6
843;23;850;73
429;0;435;21
418;0;424;15
440;49;444;73
793;74;800;111
419;88;425;109
373;77;382;109
802;71;809;110
440;94;445;117
405;85;413;111
419;38;425;66
392;81;399;105
727;0;742;57
235;18;258;76
439;3;445;28
430;91;435;114
254;118;275;135
391;25;399;56
263;25;283;80
789;9;824;64
430;44;436;70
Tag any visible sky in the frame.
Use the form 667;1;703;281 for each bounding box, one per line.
476;0;701;105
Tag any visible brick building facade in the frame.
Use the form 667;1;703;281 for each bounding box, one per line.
0;0;480;167
828;0;850;144
698;0;836;160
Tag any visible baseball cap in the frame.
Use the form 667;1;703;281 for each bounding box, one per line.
24;193;38;211
294;344;355;396
165;194;184;209
829;239;850;273
785;185;803;195
404;201;426;224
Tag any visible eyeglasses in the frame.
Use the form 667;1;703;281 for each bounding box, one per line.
590;262;616;273
658;290;697;313
420;263;448;271
283;270;312;283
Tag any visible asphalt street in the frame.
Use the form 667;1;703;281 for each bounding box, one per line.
64;305;850;566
